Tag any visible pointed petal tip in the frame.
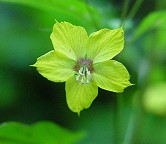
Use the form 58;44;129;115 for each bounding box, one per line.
120;25;124;29
53;21;74;27
68;106;82;116
77;112;80;117
129;83;135;86
70;109;81;117
119;82;134;93
30;64;36;67
54;19;58;23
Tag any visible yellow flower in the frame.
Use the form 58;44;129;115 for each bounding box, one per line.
32;22;132;114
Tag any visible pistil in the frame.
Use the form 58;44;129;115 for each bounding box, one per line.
74;59;93;84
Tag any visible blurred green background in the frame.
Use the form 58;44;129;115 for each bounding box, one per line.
0;0;166;144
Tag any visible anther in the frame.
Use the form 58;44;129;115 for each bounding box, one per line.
74;59;93;84
75;66;92;84
76;75;80;81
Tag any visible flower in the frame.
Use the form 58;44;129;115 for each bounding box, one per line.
32;21;132;115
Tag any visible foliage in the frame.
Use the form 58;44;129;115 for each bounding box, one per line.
0;121;84;144
0;0;166;144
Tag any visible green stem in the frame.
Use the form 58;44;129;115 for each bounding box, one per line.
122;110;135;144
128;0;144;19
123;58;151;144
122;85;147;144
120;0;130;26
114;94;123;144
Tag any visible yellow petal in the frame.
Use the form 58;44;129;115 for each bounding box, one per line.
65;76;98;114
50;21;88;61
86;28;124;63
93;60;132;92
32;50;75;82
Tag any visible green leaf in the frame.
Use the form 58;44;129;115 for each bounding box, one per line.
86;28;124;64
133;10;166;41
32;50;75;82
65;76;98;115
50;22;88;61
93;60;132;92
133;10;166;60
0;121;85;144
0;0;99;30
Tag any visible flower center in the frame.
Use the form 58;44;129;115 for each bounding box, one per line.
74;59;94;84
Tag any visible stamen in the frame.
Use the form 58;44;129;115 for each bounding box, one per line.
86;79;89;84
79;70;83;75
76;75;80;81
75;66;92;84
74;59;93;84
